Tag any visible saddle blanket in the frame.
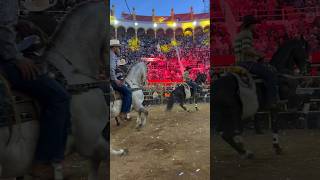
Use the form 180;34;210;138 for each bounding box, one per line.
181;83;191;99
230;72;259;120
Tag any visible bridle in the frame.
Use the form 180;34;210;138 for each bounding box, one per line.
49;46;108;93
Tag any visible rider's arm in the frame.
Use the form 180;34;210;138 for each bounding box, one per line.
183;71;190;81
110;52;117;81
0;0;24;62
241;31;264;59
243;47;263;58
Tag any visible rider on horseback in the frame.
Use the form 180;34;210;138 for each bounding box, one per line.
110;39;132;120
0;0;70;178
183;66;198;96
234;15;278;109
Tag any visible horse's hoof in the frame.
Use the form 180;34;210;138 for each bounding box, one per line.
121;149;129;156
273;145;283;155
136;124;143;130
255;131;264;135
275;148;283;155
241;151;254;159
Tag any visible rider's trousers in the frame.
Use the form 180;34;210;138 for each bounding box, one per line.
238;61;278;105
187;80;198;96
111;81;132;113
1;63;71;163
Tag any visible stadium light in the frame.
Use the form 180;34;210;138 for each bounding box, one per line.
114;19;119;25
193;21;197;26
153;23;158;28
134;22;138;26
173;22;177;27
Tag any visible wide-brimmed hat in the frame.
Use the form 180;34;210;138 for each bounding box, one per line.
118;59;127;65
22;0;56;12
110;39;121;47
241;15;260;28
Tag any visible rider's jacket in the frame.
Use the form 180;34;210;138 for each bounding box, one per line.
234;29;258;63
110;50;119;81
183;70;191;82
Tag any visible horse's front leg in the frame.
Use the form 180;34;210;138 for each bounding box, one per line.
221;132;254;159
270;111;283;155
179;100;189;112
88;159;100;180
139;108;148;127
110;146;128;156
193;94;199;111
115;116;120;126
135;111;143;129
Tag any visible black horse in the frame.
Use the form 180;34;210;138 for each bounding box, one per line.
212;38;310;159
167;73;207;111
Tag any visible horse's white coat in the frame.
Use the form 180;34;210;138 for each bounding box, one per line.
111;62;148;129
0;2;112;180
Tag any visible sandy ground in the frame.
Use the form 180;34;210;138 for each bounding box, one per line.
110;103;210;180
212;130;320;180
0;155;107;180
63;154;107;180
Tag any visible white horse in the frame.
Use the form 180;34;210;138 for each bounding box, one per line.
110;62;149;129
0;1;124;180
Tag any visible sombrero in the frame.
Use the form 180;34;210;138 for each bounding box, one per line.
110;39;121;47
118;59;127;66
22;0;56;12
241;15;261;28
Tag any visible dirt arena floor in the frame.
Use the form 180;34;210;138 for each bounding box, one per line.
0;155;107;180
212;129;320;180
63;155;107;180
110;103;210;180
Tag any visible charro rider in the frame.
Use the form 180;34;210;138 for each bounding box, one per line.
0;0;70;178
234;15;278;109
110;39;132;120
116;58;129;80
183;66;198;95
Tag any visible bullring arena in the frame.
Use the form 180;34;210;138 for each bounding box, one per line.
213;129;320;180
212;0;320;179
111;103;210;180
109;2;210;179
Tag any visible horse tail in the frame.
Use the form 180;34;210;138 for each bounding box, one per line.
166;92;175;111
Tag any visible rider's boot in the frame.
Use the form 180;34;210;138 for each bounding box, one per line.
119;112;131;121
31;163;54;180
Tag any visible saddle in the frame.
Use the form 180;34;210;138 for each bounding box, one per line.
110;86;122;102
0;75;39;127
226;66;259;119
226;66;253;88
180;83;191;99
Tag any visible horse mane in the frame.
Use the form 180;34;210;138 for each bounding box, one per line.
270;39;295;66
48;0;103;46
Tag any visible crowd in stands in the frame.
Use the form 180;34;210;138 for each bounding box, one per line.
226;0;320;19
212;16;320;57
211;23;232;55
112;29;210;84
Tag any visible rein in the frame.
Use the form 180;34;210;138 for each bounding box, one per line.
49;46;108;93
50;47;100;81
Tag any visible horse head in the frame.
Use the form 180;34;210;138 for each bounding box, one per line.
126;62;148;88
270;36;310;75
195;73;207;85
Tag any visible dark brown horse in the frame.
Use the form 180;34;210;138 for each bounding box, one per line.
212;38;310;159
